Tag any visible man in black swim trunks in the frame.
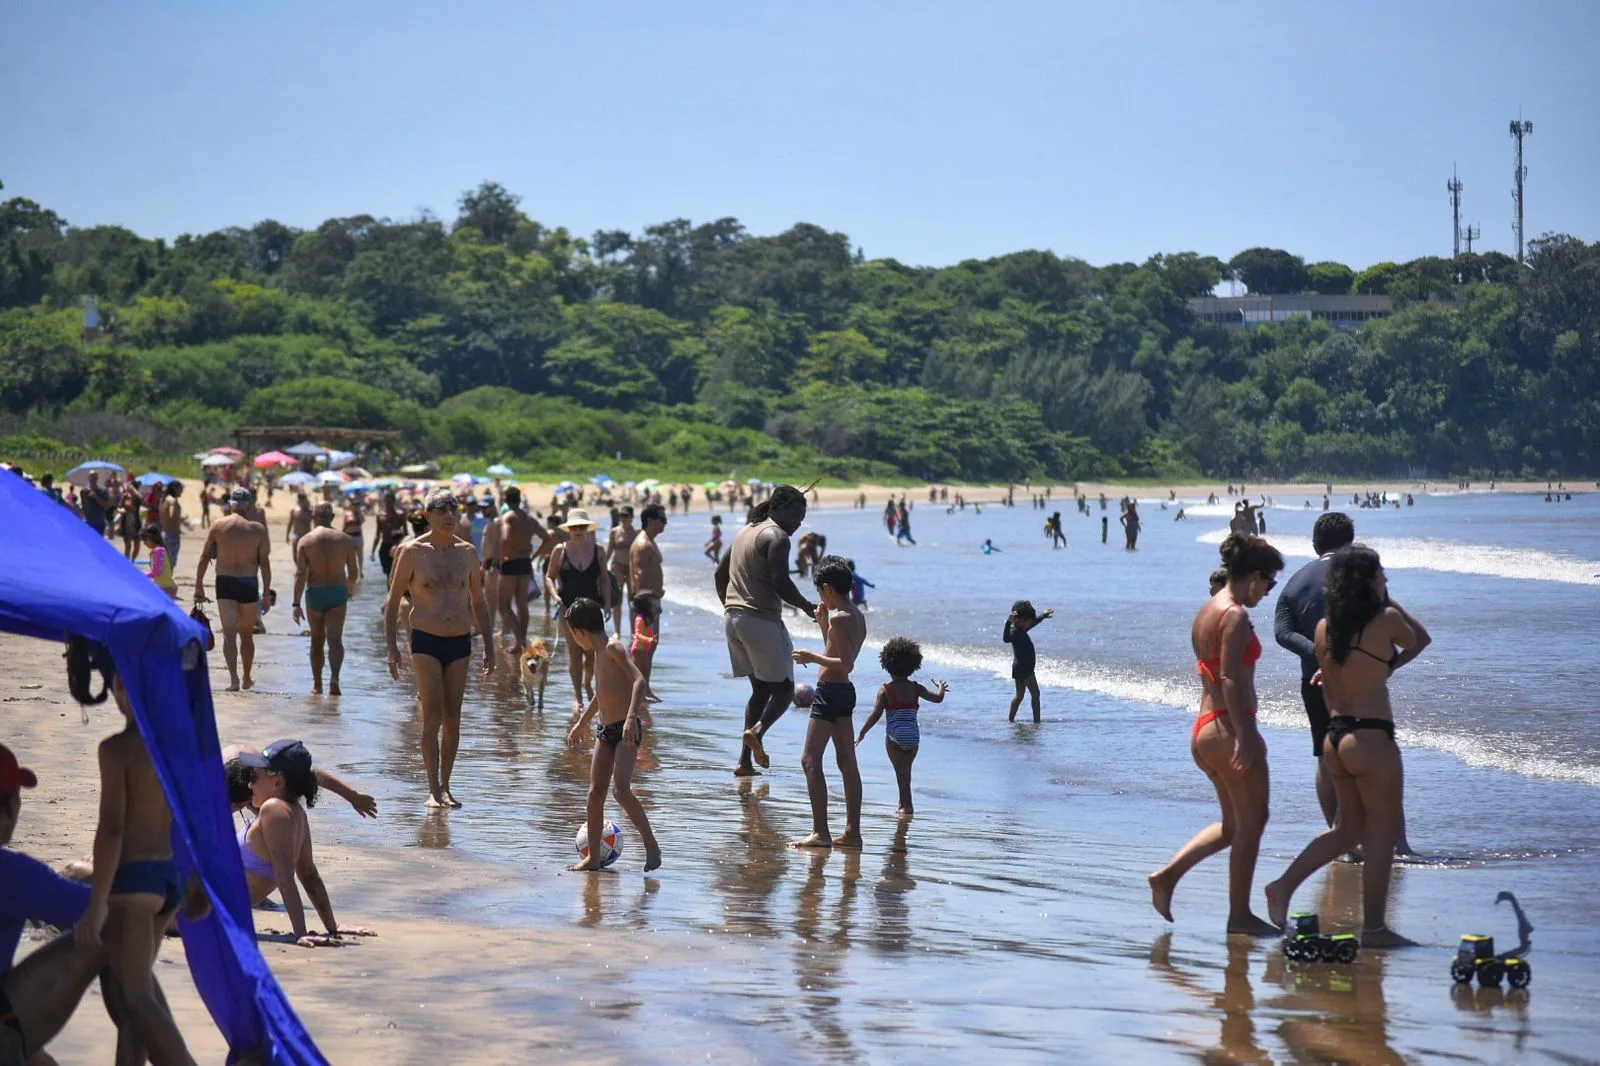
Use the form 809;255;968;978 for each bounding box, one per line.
195;487;272;691
384;489;495;808
374;491;408;584
495;486;553;654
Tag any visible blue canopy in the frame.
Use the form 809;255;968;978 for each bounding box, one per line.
0;470;325;1065
135;472;179;488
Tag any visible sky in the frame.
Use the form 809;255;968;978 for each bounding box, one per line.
2;0;1596;271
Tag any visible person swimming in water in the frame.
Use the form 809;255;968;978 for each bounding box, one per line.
981;539;1001;555
1265;546;1431;947
1148;534;1284;936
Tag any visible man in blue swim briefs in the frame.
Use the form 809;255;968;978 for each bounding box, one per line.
194;486;272;692
293;502;361;696
385;489;496;808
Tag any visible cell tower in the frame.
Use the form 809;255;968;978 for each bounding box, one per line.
1462;223;1480;254
1448;167;1463;258
1510;117;1533;263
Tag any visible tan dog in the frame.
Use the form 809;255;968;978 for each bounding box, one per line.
520;638;551;710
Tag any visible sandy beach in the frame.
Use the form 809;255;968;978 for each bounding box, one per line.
7;483;1596;1063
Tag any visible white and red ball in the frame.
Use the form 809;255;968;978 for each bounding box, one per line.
574;820;623;868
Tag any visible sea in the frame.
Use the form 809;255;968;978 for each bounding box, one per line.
270;487;1600;1063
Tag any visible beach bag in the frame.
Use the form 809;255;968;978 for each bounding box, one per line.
190;605;215;652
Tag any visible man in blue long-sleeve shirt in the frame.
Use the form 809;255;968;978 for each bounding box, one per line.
1273;513;1354;828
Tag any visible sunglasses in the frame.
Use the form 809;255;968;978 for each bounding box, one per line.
1261;577;1278;593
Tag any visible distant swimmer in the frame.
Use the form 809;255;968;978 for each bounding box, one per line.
1048;511;1066;548
981;539;1001;555
1174;508;1187;522
847;559;873;609
1121;501;1141;551
1266;546;1431;948
1148;533;1284;936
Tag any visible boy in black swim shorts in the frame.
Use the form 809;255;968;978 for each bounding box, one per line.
563;598;662;872
789;557;867;850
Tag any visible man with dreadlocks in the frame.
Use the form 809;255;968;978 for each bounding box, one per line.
715;484;820;776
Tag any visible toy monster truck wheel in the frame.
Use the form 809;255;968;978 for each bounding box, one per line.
1477;959;1505;987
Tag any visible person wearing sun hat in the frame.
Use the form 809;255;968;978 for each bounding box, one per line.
544;507;613;708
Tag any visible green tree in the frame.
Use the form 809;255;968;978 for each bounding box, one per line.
1228;247;1310;294
1306;261;1355;295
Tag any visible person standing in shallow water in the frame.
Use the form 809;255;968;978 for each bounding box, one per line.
194;487;272;691
1265;546;1431;947
1148;533;1284;937
293;502;360;695
384;489;495;808
1004;601;1052;723
789;557;867;850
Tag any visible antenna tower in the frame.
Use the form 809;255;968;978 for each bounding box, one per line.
1509;117;1533;263
1448;167;1463;258
1462;224;1480;254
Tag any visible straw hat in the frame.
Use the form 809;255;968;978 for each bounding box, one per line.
562;507;598;531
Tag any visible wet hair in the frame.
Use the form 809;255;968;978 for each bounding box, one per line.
225;757;254;806
1312;512;1356;556
66;636;116;706
141;522;164;544
629;595;656;620
879;636;923;679
503;486;522;508
1011;599;1037;622
282;766;320;808
565;596;606;634
710;515;721;526
1323;545;1385;666
1209;568;1229;595
813;555;852;597
1218;533;1284;580
640;504;666;526
749;484;807;525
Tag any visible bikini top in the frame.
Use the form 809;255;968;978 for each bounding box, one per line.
236;821;275;881
1196;608;1261;686
882;683;919;713
1348;626;1401;670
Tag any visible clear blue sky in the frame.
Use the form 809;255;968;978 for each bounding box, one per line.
3;0;1595;270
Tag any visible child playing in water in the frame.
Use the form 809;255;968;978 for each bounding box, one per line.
564;597;662;871
856;636;948;818
1004;600;1053;723
790;556;867;849
847;559;874;609
142;524;177;599
704;515;723;563
630;594;660;703
71;639;199;1065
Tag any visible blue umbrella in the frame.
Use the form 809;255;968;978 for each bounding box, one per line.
592;473;614;485
486;463;514;478
342;482;374;495
63;460;127;487
280;471;317;487
135;472;179;488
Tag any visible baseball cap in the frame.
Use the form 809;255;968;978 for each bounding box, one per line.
0;744;38;792
235;739;313;776
228;487;253;506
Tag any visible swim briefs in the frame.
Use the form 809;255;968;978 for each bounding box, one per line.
595;718;642;748
499;557;534;577
215;574;260;604
111;858;180;916
410;629;473;667
724;608;792;683
304;584;349;614
809;681;857;724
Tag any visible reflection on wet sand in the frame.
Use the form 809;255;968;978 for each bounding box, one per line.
794;847;864;1063
871;819;916;954
711;779;790;938
1148;933;1270;1063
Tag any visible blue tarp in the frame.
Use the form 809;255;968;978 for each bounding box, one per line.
0;470;325;1065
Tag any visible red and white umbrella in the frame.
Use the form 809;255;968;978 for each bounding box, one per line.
253;451;298;469
209;446;244;458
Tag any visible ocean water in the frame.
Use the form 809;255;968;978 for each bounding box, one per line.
272;489;1600;1062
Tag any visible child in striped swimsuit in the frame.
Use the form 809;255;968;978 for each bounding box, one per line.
856;636;949;818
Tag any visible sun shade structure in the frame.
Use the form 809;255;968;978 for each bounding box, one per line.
279;471;317;487
200;454;236;468
486;463;514;478
63;460;127;486
135;472;179;488
0;470;326;1065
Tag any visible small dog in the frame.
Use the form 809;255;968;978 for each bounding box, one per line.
519;638;551;711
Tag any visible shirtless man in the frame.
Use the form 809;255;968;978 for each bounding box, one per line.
373;491;408;585
715;486;819;776
292;503;360;695
790;557;867;849
496;486;553;653
630;504;667;693
607;506;639;636
341;498;366;576
158;481;185;570
194;487;272;691
383;489;495;808
479;498;501;641
286;492;314;563
794;531;827;579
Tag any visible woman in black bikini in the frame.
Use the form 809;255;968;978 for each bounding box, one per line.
1265;545;1430;947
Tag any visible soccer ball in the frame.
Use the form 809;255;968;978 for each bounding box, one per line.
574;820;623;868
792;683;816;709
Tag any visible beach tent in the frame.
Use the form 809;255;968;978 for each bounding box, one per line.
63;460;127;487
0;470;325;1064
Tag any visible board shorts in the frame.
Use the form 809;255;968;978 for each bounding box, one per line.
410;629;473;667
215;574;260;604
809;681;857;724
162;529;181;567
724;609;792;683
1301;679;1330;758
305;584;349;613
499;557;534;577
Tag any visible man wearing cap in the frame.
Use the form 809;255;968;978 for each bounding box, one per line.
607;506;639;637
80;470;113;539
495;487;553;654
195;487;273;691
385;489;495;808
293;502;361;696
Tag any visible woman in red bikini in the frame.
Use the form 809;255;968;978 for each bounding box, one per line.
1149;532;1284;935
1264;546;1430;947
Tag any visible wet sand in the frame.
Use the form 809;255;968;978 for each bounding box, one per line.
6;492;1596;1062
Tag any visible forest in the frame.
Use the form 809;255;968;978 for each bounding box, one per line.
2;179;1596;481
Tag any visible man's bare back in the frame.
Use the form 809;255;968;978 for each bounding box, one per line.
297;527;358;589
288;504;313;539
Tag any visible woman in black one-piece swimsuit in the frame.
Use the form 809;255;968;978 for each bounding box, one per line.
544;513;611;708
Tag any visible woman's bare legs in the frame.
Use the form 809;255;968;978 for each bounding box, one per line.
1345;736;1415;946
1148;758;1232;922
1265;754;1363;927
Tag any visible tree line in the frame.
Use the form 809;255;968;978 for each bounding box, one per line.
2;178;1596;480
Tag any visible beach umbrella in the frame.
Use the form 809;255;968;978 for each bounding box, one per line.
253;451;297;469
592;473;614;485
63;460;127;487
316;470;347;485
325;449;357;469
702;480;719;492
451;472;476;486
343;467;373;480
342;482;374;495
280;471;317;488
399;463;437;477
373;477;401;488
555;480;579;493
199;454;235;468
285;441;326;458
635;478;661;492
747;477;763;486
208;446;244;457
135;472;178;488
486;463;514;478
